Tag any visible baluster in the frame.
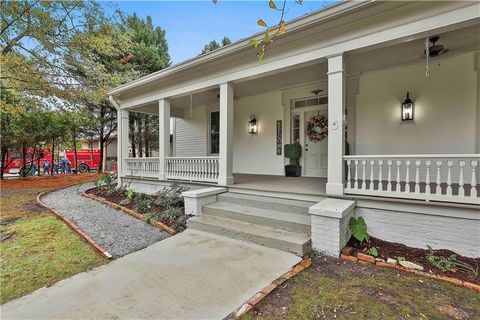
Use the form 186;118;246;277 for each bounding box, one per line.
195;159;199;179
425;161;431;195
184;159;187;179
378;160;383;191
387;160;392;192
346;160;352;189
361;161;367;189
446;160;453;196
436;161;442;194
369;160;374;190
185;159;189;179
405;160;411;193
189;159;192;179
204;159;207;180
458;160;465;197
192;159;196;179
414;160;421;194
471;160;478;198
180;159;184;179
396;160;402;192
206;159;210;180
354;160;359;189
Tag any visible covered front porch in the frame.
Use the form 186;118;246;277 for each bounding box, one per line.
116;11;479;206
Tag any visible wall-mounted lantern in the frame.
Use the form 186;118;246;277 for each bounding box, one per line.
401;92;414;121
248;115;257;134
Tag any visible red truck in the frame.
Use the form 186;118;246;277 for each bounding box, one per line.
4;148;101;174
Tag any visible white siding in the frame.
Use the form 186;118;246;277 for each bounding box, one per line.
354;52;478;155
175;106;208;157
233;91;285;175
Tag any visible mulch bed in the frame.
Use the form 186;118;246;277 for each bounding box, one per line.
348;236;480;285
86;187;187;233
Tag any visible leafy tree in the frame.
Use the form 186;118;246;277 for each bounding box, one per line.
120;13;170;76
201;36;231;54
0;0;104;98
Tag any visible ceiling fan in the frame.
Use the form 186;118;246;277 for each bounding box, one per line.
424;36;449;57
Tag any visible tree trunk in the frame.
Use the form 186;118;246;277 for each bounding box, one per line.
0;146;7;179
145;116;150;157
21;144;27;177
37;146;41;176
99;138;105;172
72;126;78;174
129;115;136;158
138;116;143;158
51;140;55;175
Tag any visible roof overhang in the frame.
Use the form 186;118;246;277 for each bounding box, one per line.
107;0;374;96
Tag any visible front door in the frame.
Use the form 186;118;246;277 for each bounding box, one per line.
304;109;328;177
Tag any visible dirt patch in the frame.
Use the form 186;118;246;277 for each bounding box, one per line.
0;217;20;226
0;173;99;189
348;237;480;285
241;254;480;320
1;230;17;242
436;304;471;320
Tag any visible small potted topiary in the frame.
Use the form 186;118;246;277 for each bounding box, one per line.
284;143;302;177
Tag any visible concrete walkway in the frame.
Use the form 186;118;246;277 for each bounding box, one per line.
2;229;301;320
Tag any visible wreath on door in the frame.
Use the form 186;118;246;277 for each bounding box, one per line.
306;115;328;141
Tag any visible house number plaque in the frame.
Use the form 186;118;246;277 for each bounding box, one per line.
276;120;282;155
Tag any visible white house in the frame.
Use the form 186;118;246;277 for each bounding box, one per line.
108;1;479;258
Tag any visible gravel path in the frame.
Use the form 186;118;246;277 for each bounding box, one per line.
42;183;169;257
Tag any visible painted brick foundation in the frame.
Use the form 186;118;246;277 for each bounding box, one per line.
355;206;480;258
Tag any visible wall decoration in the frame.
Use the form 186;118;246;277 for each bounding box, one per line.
306;115;328;141
276;120;282;155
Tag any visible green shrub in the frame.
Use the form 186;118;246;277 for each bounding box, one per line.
153;181;189;208
161;207;183;224
367;247;378;257
426;246;478;277
125;188;134;200
284;143;301;159
134;194;151;213
94;175;113;188
348;217;369;243
145;213;158;224
172;214;190;230
119;198;131;206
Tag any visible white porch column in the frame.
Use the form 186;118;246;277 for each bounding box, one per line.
218;82;234;185
117;109;129;186
158;99;171;180
326;54;346;196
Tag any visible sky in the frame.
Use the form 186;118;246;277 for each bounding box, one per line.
106;1;337;64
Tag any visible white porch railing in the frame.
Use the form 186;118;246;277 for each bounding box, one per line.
124;157;160;178
165;156;219;183
344;154;479;205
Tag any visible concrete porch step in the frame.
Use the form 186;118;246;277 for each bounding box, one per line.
217;192;316;214
187;214;311;256
202;202;311;234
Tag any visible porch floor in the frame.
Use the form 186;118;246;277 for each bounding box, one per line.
232;174;326;196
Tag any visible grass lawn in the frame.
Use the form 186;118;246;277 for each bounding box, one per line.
241;255;480;320
0;174;107;304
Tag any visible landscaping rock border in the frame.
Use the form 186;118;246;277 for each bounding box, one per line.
82;188;177;236
340;249;480;292
226;258;313;319
36;185;113;259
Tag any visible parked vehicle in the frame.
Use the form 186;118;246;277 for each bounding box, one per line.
4;148;101;174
